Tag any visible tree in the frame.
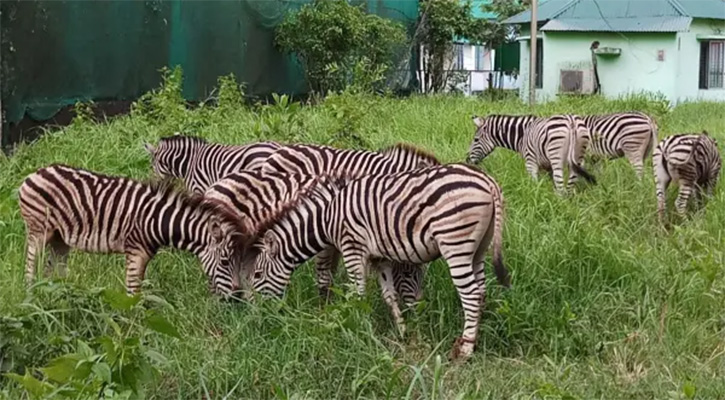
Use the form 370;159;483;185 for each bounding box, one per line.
415;0;528;93
275;0;406;94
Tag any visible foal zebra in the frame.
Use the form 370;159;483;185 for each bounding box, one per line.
260;142;438;299
19;164;249;297
653;132;721;219
204;170;425;305
252;164;510;360
583;112;658;178
144;134;280;194
468;114;595;193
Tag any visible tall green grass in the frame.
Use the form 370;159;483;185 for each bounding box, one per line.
1;90;724;399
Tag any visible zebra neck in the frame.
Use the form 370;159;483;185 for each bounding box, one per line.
142;194;210;255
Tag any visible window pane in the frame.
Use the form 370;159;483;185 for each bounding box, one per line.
536;39;543;89
709;41;724;89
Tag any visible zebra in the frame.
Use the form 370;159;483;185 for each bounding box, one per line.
144;134;281;194
260;142;439;300
204;170;425;305
467;114;596;193
583;112;658;178
251;164;510;360
18;164;250;297
653;132;721;219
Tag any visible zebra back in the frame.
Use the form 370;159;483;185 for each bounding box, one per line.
261;142;437;180
145;134;281;194
583;112;658;159
467;114;538;164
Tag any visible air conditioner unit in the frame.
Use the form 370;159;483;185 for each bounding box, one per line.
559;69;594;94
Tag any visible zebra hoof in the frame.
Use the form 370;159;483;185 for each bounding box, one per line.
448;337;475;361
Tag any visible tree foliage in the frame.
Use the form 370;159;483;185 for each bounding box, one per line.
416;0;527;93
275;0;406;94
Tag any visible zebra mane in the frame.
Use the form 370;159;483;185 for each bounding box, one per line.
247;175;343;243
380;142;440;165
158;134;208;146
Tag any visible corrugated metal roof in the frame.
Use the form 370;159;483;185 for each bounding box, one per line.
505;0;571;23
541;16;693;32
505;0;725;25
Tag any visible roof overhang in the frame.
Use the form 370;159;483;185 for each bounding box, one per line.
540;16;692;32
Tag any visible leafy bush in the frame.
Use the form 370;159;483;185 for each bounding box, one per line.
2;282;180;399
276;0;406;94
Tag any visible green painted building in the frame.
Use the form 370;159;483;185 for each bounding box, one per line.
505;0;725;104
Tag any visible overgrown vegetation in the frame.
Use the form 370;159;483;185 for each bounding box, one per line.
416;0;526;93
275;0;406;94
1;69;725;399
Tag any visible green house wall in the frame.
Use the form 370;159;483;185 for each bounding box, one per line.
516;18;725;104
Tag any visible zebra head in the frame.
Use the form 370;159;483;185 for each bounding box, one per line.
467;115;496;164
251;229;290;298
145;134;206;181
198;212;250;300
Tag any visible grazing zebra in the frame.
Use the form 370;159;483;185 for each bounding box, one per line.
583;112;658;178
252;164;510;360
19;164;249;297
260;142;438;299
653;132;721;219
144;134;281;194
204;170;425;305
468;114;595;193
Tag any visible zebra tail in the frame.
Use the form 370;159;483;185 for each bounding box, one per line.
646;116;659;159
568;116;597;185
491;186;511;288
571;163;597;185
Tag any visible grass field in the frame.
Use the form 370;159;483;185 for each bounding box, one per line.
1;90;724;399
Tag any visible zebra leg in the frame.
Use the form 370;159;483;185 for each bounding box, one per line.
675;180;695;216
340;245;368;297
472;217;495;311
124;250;152;294
654;158;671;221
439;242;481;360
314;247;340;301
377;261;405;336
552;163;567;194
45;234;70;278
395;263;425;309
525;158;540;181
24;231;46;284
625;149;646;180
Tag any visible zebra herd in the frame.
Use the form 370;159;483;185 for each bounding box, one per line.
18;110;721;361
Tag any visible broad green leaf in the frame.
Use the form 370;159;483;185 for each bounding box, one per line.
145;315;181;339
97;336;118;364
40;354;82;383
5;371;53;397
77;339;94;358
92;362;112;383
683;381;696;399
145;350;169;366
102;289;141;311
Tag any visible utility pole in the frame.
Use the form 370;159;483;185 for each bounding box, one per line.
529;0;538;106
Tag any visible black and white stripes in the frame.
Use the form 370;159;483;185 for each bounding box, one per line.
19;164;249;297
653;132;721;218
145;134;281;194
469;114;595;193
252;164;509;358
584;112;658;178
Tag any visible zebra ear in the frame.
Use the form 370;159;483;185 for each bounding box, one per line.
472;116;484;128
144;143;156;156
263;230;279;255
209;218;224;244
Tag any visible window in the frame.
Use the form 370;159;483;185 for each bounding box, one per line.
454;44;465;70
475;46;486;70
536;38;543;89
700;40;725;89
